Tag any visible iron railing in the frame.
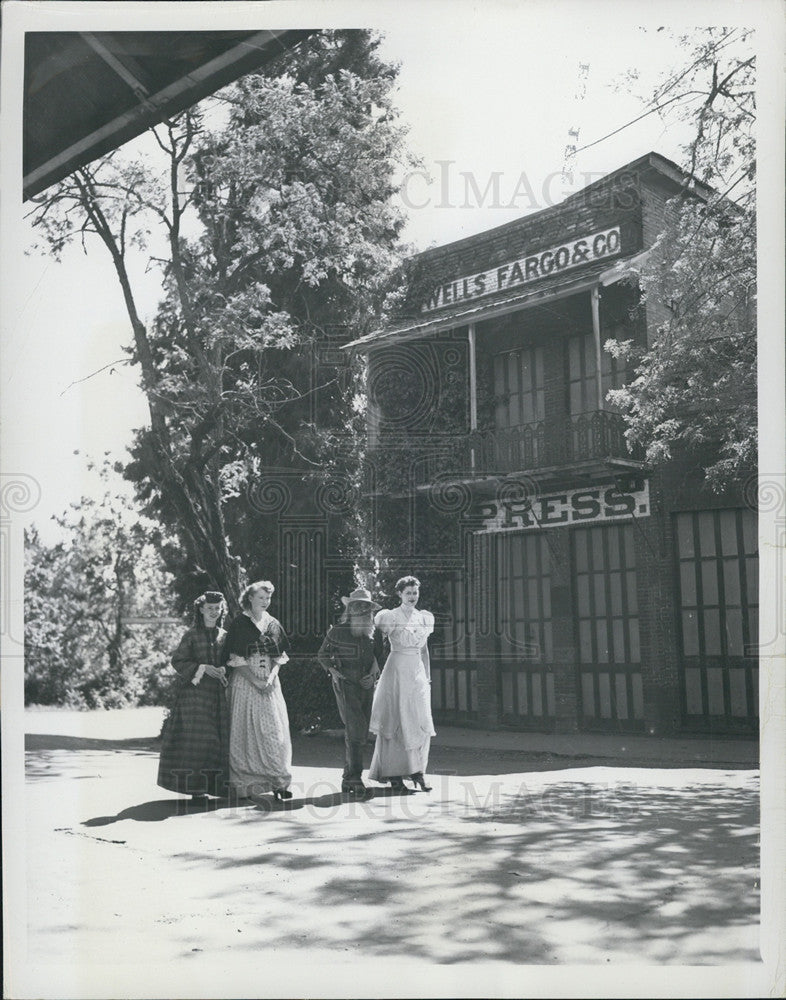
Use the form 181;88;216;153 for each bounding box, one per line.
397;410;640;486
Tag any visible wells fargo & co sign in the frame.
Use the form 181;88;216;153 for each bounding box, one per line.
421;227;622;314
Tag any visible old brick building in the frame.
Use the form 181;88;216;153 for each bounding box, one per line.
347;152;758;738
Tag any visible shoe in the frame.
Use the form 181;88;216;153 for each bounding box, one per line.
389;777;415;795
341;780;368;795
410;772;432;792
273;788;293;801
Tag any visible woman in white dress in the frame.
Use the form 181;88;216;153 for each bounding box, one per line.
223;580;293;801
368;576;435;793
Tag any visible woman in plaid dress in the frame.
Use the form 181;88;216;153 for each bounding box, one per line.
157;592;230;798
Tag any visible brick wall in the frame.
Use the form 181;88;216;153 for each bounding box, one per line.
633;474;681;733
400;171;649;324
411;179;643;282
641;178;672;345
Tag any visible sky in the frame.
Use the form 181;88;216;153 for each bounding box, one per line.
0;0;777;542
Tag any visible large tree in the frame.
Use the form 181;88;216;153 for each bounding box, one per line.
607;27;756;489
27;30;411;608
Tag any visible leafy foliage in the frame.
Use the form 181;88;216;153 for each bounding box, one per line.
606;199;755;487
24;465;180;708
623;27;755;206
27;30;413;612
608;28;756;488
279;657;342;733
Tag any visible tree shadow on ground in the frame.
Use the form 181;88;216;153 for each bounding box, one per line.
23;731;608;787
24;731;759;964
172;776;759;965
288;733;759;774
25;730;757;781
294;733;586;774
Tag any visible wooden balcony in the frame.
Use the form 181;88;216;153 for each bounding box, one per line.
408;410;644;488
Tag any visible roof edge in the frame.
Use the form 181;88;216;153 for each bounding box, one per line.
409;150;714;266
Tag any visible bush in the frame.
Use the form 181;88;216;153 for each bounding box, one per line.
148;668;183;737
279;656;342;733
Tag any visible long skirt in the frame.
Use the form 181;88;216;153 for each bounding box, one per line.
157;679;230;796
229;670;292;796
368;650;435;782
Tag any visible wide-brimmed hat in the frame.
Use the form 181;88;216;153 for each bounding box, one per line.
341;587;381;610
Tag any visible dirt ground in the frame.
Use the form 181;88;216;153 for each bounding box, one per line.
6;708;768;999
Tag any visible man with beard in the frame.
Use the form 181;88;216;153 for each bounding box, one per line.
317;588;384;796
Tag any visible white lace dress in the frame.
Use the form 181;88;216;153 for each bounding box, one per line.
368;606;436;781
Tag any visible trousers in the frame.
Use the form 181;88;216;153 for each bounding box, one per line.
332;678;373;781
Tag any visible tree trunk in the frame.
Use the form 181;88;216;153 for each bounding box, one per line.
76;173;243;610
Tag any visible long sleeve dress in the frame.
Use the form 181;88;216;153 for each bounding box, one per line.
223;611;292;797
157;624;229;796
368;606;436;782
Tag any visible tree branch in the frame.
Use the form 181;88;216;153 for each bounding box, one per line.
60;359;132;396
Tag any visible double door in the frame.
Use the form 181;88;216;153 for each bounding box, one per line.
476;523;643;732
433;509;759;735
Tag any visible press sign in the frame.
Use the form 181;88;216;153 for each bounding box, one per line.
421;227;622;314
476;481;650;533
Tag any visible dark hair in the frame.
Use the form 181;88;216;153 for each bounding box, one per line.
395;576;420;593
240;580;275;610
193;592;227;627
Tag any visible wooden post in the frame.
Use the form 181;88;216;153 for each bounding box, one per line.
468;323;477;471
591;286;604;410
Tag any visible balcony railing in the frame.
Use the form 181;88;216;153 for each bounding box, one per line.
404;410;640;486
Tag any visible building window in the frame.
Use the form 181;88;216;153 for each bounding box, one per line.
492;346;545;469
439;572;468;660
496;531;556;724
494;346;545;427
430;563;478;722
675;508;758;724
281;527;326;642
567;330;627;416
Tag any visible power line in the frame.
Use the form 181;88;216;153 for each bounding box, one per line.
574;93;701;155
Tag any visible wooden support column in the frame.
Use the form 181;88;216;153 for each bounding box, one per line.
591;286;604;410
468;323;477;471
366;348;381;449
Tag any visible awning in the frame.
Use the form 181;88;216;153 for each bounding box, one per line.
24;29;314;200
343;252;646;352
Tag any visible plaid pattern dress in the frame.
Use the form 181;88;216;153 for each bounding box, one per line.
157;625;230;796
